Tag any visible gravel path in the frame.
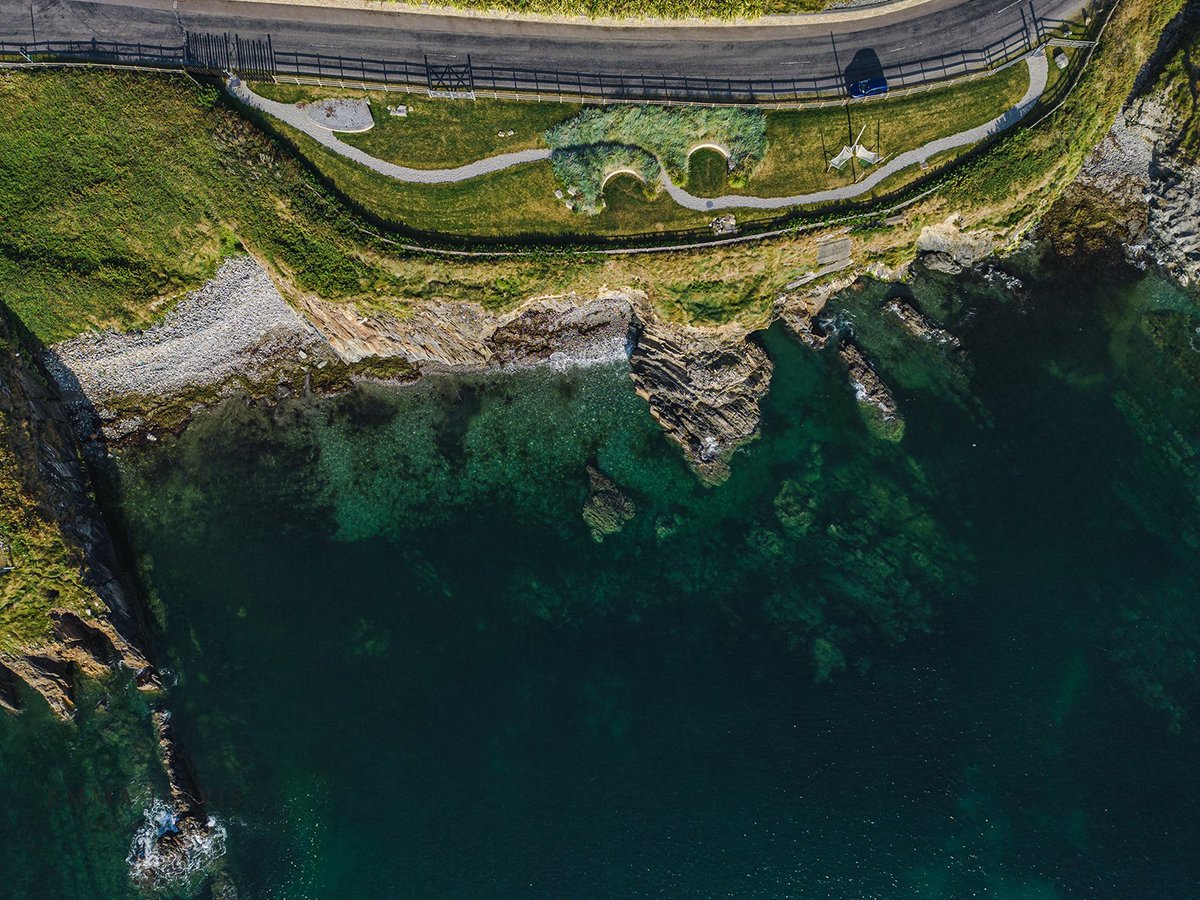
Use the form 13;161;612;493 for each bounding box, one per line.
230;52;1045;205
228;77;552;181
44;256;329;408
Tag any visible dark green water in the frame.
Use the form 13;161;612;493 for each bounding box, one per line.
3;256;1200;898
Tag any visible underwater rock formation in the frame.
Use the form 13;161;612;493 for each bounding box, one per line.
628;310;773;484
581;466;636;541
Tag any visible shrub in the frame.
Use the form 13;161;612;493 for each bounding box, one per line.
544;105;767;213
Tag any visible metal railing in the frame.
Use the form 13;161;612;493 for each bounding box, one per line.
0;6;1093;106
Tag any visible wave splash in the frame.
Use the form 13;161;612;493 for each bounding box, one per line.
127;796;227;888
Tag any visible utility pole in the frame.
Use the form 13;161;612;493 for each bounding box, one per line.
844;102;856;180
30;1;36;44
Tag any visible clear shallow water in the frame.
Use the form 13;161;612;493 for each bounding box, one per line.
3;257;1200;898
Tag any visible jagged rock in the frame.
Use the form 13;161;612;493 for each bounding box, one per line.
628;310;773;485
916;215;996;274
838;342;905;442
581;466;636;541
128;709;226;888
299;292;634;372
776;275;858;350
884;298;960;347
0;307;161;718
0;611;157;718
1049;3;1200;288
0;663;18;713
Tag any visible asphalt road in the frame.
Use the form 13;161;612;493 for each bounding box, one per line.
5;0;1088;78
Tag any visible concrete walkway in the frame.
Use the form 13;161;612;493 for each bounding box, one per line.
228;77;552;182
230;51;1045;204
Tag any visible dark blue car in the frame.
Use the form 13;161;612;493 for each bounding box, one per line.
848;76;889;98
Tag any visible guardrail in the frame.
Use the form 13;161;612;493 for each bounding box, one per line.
0;2;1103;105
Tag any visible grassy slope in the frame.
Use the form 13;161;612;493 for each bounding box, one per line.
0;0;1180;349
937;0;1184;236
242;62;1026;238
0;417;96;655
0;317;99;654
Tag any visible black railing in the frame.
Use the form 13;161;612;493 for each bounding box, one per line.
0;11;1084;106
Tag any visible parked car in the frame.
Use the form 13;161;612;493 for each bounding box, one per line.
849;76;889;98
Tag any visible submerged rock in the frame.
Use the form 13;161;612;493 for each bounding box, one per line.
837;342;905;442
582;466;636;541
628;311;773;485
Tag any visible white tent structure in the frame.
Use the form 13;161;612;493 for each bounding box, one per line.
828;145;855;171
829;125;884;171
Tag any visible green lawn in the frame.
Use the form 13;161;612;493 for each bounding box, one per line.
686;147;730;196
245;60;1030;236
749;61;1030;197
252;83;578;168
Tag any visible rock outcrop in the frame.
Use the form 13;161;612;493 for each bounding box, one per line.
628;310;773;485
1056;4;1200;287
0;306;160;717
916;215;996;275
581;466;636;541
1;306;220;888
838;342;905;442
298;291;634;372
884;298;960;347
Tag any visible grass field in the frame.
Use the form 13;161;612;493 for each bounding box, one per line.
244;60;1029;235
0;0;1182;346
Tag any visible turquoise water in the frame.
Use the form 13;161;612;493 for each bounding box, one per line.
3;256;1200;897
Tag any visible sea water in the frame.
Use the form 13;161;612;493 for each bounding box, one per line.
2;255;1199;898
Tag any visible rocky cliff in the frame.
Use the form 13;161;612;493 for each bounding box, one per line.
0;305;220;886
1052;4;1200;286
0;307;159;716
628;308;773;484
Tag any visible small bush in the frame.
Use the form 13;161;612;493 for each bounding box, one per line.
549;143;662;212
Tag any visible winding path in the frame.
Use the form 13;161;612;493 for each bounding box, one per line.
230;51;1046;209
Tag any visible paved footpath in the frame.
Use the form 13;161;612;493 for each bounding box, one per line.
230;51;1046;206
229;77;553;182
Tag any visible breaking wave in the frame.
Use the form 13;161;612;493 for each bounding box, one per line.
127;797;227;888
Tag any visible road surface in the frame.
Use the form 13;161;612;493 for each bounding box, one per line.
6;0;1087;79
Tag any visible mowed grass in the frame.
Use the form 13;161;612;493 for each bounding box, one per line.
252;82;578;167
244;60;1029;235
749;60;1030;196
686;147;730;196
270;124;726;236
